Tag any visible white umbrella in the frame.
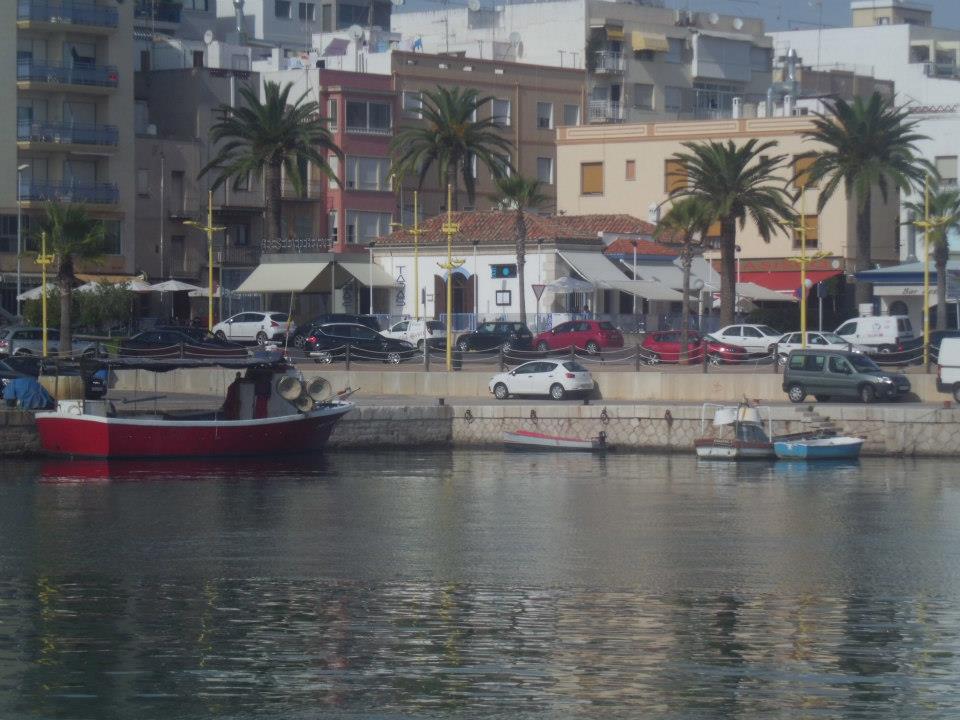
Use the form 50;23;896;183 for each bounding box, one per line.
16;283;56;301
546;276;595;293
188;286;221;298
150;279;203;293
77;278;155;293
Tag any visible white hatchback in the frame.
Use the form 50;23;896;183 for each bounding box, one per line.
712;324;784;355
212;311;295;345
489;359;595;401
381;319;446;350
775;331;867;365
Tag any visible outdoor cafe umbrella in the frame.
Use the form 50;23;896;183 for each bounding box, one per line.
16;283;56;301
149;279;203;293
76;278;154;294
545;276;595;293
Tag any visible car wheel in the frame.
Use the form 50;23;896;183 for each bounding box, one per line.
215;330;227;341
878;345;893;355
859;384;876;403
585;341;600;354
767;344;777;355
708;353;722;366
385;351;402;364
457;339;469;352
417;340;425;352
501;341;512;352
777;353;788;367
256;331;268;345
536;341;549;352
814;395;831;402
954;384;960;403
293;334;306;349
314;351;333;364
647;352;660;366
787;383;806;404
494;382;509;400
549;383;566;401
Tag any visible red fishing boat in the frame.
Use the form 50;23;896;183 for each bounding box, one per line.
35;354;353;459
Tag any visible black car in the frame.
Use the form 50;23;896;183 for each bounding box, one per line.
304;323;416;364
118;327;248;358
0;356;106;400
291;314;382;349
455;321;534;352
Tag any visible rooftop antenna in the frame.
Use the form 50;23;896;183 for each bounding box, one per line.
810;0;824;66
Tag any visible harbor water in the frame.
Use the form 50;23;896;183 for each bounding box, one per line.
1;451;959;718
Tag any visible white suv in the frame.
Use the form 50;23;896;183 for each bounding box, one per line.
212;311;295;345
712;324;783;355
382;319;446;350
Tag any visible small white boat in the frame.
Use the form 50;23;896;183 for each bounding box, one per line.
694;403;775;460
774;435;864;460
504;429;609;452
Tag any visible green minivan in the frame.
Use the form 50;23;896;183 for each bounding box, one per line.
782;349;911;403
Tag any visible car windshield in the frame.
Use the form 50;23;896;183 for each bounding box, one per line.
849;354;881;372
757;326;780;336
562;361;589;373
598;321;616;331
271;314;289;323
821;333;846;344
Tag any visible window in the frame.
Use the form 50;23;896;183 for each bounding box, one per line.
536;102;553;129
665;86;683;112
136;169;149;196
328;154;339;189
101;219;121;255
936;156;958;186
328;209;338;243
299;2;315;20
580;162;603;195
633;83;653;110
492;154;511;178
0;215;30;254
275;0;292;18
563;104;580;126
321;3;332;31
664;159;687;193
750;46;771;72
327;98;338;127
492;98;511;127
876;16;890;25
345;156;390;191
666;37;684;63
537;157;553;184
625;160;636;181
345;101;391;134
495;290;512;306
183;0;210;9
793;154;817;189
792;214;819;250
192;50;204;68
336;3;368;28
402;91;422;117
345;211;392;244
235;171;250;191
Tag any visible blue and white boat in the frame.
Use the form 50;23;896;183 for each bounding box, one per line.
773;436;864;460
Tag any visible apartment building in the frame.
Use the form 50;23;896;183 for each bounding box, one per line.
555;116;900;292
3;0;137;314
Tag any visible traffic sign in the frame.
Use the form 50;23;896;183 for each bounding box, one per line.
531;283;546;300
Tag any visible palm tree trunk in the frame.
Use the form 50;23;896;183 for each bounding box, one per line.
515;209;527;327
58;256;74;357
935;236;949;331
680;244;692;364
719;218;737;328
854;195;873;308
264;160;283;243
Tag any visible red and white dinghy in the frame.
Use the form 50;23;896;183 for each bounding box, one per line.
503;429;609;452
35;354;353;459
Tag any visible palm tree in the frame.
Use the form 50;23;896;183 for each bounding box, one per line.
904;181;960;331
655;197;714;362
491;175;549;327
200;81;341;244
803;92;927;306
392;86;514;210
35;203;105;356
667;139;793;327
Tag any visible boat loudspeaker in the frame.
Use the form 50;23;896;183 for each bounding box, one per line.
277;375;306;401
306;377;332;402
294;393;314;413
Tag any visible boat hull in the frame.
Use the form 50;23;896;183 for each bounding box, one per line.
773;437;863;461
694;439;775;460
35;404;353;459
503;430;604;452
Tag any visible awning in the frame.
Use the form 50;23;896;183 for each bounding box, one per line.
335;259;395;288
631;31;669;53
235;262;329;293
605;27;625;41
558;251;683;302
740;269;842;293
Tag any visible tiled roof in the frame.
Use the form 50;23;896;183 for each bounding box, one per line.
602;237;678;258
376;210;599;247
556;214;658;236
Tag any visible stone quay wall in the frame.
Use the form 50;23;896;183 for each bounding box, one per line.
0;411;41;456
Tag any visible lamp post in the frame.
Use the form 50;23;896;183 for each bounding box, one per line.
438;184;464;370
16;164;28;317
367;241;375;314
631;239;637;316
36;231;54;358
183;190;225;332
390;190;423;320
781;184;826;350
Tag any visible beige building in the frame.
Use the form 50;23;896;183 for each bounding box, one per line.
851;0;932;28
555;116;900;274
5;0;137;313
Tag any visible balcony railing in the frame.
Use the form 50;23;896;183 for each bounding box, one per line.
18;0;119;27
593;51;624;74
134;0;182;23
345;124;393;136
21;181;119;205
17;60;119;88
587;100;623;123
218;245;262;266
18;120;119;147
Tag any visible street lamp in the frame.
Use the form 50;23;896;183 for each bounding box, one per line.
780;182;827;349
183;190;225;332
438;184;464;371
389;190;423;320
16;164;28;317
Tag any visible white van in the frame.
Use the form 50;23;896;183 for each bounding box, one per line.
937;337;960;402
834;315;914;353
381;319;446;350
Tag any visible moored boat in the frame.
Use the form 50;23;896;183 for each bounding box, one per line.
694;403;775;460
774;436;864;461
35;354;353;459
504;429;609;452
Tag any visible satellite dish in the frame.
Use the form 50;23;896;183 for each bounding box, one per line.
732;17;744;30
709;12;719;25
391;0;405;6
467;0;480;10
348;24;364;41
203;29;215;45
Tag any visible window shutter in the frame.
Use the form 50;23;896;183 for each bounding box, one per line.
580;162;603;195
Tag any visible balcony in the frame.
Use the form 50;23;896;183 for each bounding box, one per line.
18;120;119;148
281;180;325;200
588;100;623;123
21;181;119;205
218;245;262;266
593;51;624;75
17;1;118;30
134;0;182;23
17;60;119;91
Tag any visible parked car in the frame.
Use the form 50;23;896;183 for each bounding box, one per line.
212;311;295;345
0;326;100;357
118;328;248;358
304;323;416;364
455;322;533;352
782;349;911;403
774;331;868;365
642;331;747;365
382;319;446;350
0;356;105;400
936;337;960;401
712;324;784;355
489;359;595;400
834;315;914;354
533;320;624;353
893;329;960;365
290;314;381;348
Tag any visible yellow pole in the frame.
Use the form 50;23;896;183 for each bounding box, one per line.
799;187;808;350
439;184;464;371
923;173;931;368
413;191;421;321
37;231;54;358
184;191;225;333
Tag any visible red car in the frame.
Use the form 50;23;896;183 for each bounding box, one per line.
533;320;625;353
641;331;746;365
